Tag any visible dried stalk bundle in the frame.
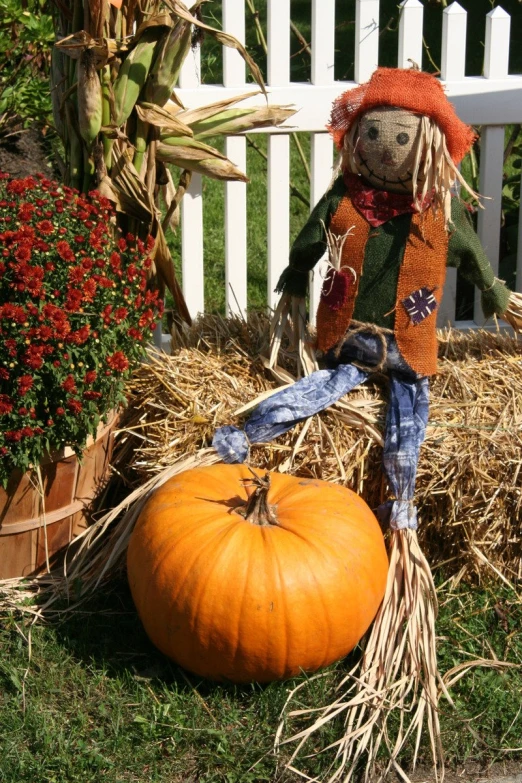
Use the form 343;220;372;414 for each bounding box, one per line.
276;530;443;783
269;293;318;378
50;1;295;321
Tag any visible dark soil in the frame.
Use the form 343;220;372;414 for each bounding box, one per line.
0;124;59;179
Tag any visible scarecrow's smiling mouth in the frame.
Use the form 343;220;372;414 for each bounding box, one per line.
357;153;413;190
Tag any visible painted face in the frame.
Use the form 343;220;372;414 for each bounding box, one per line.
352;107;423;193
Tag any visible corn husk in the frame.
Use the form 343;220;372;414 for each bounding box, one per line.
77;48;103;146
143;15;194;107
156;138;250;182
187;105;297;138
112;27;163;127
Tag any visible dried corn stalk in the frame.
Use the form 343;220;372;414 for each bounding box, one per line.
50;0;296;323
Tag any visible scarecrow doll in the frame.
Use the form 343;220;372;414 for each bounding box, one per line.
213;66;522;779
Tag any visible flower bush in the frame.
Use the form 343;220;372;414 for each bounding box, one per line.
0;172;163;486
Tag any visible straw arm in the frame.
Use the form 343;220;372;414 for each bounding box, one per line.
501;291;522;333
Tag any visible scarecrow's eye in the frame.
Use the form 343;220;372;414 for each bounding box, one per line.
396;132;410;146
367;126;379;141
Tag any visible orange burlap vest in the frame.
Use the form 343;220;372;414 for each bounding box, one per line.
316;195;449;376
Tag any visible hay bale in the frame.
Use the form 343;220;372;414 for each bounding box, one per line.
117;315;522;584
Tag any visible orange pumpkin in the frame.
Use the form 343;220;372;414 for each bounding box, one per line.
127;465;388;683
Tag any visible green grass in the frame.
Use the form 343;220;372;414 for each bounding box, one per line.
1;580;521;782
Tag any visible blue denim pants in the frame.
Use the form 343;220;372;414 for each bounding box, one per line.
213;332;429;530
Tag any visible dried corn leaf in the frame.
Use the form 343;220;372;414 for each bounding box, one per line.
136;102;193;136
178;90;263;126
55;31;125;62
163;0;267;97
98;150;155;222
152;223;192;325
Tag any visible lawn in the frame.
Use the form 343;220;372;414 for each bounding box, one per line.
1;580;521;782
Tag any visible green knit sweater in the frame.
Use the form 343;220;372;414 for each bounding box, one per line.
277;175;510;330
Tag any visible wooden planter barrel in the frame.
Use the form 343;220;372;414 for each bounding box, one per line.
0;412;118;580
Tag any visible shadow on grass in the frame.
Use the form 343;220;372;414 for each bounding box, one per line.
50;573;358;698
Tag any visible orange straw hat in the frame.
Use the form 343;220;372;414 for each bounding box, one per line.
328;67;476;164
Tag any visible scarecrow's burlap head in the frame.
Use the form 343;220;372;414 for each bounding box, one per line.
328;67;476;165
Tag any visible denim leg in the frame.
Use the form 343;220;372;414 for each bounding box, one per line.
213;363;369;463
379;374;430;530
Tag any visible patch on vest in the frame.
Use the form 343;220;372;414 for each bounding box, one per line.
321;269;352;311
402;287;438;325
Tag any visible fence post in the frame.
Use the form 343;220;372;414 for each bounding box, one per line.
355;0;379;84
179;45;205;320
475;7;511;325
267;0;291;311
438;1;467;328
223;0;248;318
398;0;423;70
309;0;336;323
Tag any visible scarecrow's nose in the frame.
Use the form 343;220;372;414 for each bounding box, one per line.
381;148;395;166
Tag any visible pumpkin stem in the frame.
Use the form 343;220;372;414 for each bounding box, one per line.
237;472;279;527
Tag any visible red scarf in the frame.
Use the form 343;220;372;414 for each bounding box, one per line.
343;171;429;227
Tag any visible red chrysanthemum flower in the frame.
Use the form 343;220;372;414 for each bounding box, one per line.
82;278;97;302
35;221;53;237
22;345;45;370
83;390;102;400
0;394;14;415
67;398;83;414
113;307;128;323
65;289;83;312
56;239;75;262
17;375;34;395
84;370;97;384
127;327;143;341
138;308;154;328
67;324;90;345
106;351;129;372
61;375;77;394
69;266;85;284
5;430;23;442
14;244;32;262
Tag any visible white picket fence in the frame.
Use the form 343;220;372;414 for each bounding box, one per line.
165;0;522;341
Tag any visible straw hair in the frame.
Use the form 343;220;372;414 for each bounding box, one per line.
340;116;481;230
